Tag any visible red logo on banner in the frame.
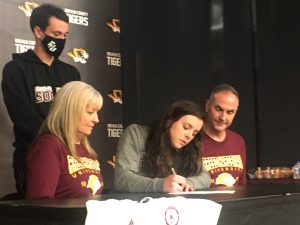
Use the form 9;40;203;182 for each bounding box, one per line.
165;206;179;225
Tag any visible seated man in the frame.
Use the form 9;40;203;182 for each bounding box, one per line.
202;84;247;187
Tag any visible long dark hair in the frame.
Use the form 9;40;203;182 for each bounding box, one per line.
142;100;205;178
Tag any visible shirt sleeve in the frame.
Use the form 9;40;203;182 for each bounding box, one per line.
186;168;211;190
114;124;165;192
239;138;247;185
25;135;62;198
1;62;44;142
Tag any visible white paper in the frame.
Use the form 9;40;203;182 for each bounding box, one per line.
169;190;235;194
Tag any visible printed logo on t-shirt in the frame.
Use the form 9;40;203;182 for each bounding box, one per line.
202;155;243;187
67;155;102;194
215;172;236;186
87;174;102;194
67;155;100;174
35;86;54;103
203;155;243;170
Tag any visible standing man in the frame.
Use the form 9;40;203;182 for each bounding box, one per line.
1;3;81;194
202;84;246;187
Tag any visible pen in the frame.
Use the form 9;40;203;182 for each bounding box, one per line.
171;167;176;175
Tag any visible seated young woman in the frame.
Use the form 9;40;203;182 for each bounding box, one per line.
114;100;211;193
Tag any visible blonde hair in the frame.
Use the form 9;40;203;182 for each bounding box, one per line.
38;81;103;159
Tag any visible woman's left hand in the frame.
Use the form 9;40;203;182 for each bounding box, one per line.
181;182;194;192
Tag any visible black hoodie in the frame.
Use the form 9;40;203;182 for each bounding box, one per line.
1;50;81;169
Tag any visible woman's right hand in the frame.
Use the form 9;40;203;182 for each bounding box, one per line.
164;174;188;193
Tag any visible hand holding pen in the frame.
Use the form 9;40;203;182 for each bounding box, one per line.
171;167;194;192
163;167;194;193
171;167;176;175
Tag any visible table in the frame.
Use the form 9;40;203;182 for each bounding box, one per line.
0;184;299;225
248;178;300;184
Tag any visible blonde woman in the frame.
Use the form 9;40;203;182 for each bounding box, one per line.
26;81;104;199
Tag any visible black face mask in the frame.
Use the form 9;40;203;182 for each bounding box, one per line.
41;34;66;58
